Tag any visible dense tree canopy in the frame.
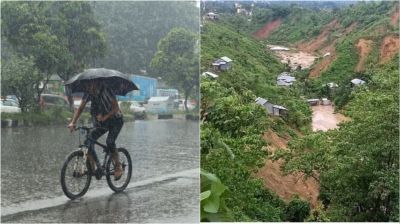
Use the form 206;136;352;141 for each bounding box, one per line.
151;28;199;111
91;1;199;74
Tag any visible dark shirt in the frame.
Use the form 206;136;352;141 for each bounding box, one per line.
82;86;121;119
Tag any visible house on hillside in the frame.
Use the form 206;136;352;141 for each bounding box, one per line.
205;12;219;20
212;56;233;71
255;97;288;117
307;99;320;106
277;72;296;86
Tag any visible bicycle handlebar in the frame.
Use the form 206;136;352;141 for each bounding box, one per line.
74;126;94;132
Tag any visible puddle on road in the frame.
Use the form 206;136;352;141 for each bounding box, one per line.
0;168;198;217
311;105;349;131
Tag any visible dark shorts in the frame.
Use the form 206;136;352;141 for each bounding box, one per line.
88;115;124;152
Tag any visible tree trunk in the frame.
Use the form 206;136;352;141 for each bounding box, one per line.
184;91;189;113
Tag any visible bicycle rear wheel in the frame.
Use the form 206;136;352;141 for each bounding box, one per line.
106;148;132;192
60;150;92;199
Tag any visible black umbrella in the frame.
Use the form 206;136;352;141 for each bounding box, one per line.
64;68;139;96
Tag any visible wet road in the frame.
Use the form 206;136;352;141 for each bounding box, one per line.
1;119;199;222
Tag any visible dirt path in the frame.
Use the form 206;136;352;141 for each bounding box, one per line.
253;19;282;40
256;130;320;207
311;105;349;131
355;39;374;72
379;35;400;64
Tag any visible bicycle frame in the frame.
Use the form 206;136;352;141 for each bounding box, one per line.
78;127;113;175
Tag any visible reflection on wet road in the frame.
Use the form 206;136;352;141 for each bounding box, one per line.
1;120;199;222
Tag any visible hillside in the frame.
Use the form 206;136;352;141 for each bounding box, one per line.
201;21;315;222
249;1;399;221
201;1;399;222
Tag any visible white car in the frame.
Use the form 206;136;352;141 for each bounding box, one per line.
0;99;21;113
118;101;146;117
129;101;146;114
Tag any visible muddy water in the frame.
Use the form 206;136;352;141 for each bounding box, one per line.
311;105;349;131
267;45;317;70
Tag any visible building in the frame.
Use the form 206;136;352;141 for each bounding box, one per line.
157;89;179;99
212;56;233;71
272;105;288;116
307;99;320;106
255;97;288;117
205;12;219;20
321;98;331;105
117;75;157;103
277;72;296;86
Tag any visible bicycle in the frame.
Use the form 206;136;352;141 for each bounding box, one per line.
60;126;132;200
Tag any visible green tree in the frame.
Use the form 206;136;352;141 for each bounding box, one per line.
285;196;311;221
1;1;106;105
1;56;42;112
150;28;199;112
91;1;199;74
276;60;399;221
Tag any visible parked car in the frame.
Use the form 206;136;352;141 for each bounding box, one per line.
118;101;146;117
40;94;72;111
0;99;21;113
6;95;19;105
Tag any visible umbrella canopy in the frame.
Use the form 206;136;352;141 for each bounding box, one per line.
64;68;139;96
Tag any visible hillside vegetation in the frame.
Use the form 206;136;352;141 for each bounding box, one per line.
201;1;399;222
201;21;313;222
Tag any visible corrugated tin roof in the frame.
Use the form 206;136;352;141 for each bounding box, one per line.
255;97;268;105
212;59;227;66
220;56;232;62
273;105;287;110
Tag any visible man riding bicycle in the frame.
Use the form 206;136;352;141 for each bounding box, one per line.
67;80;123;180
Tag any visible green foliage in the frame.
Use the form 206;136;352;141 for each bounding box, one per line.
201;22;311;129
267;6;334;44
285;196;311;222
306;203;331;222
277;59;399;221
200;169;233;222
1;1;106;82
151;28;199;111
119;101;131;114
1;107;73;126
1;56;42;112
92;1;199;74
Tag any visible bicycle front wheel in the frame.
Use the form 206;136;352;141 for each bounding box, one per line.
60;150;92;199
106;148;132;192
